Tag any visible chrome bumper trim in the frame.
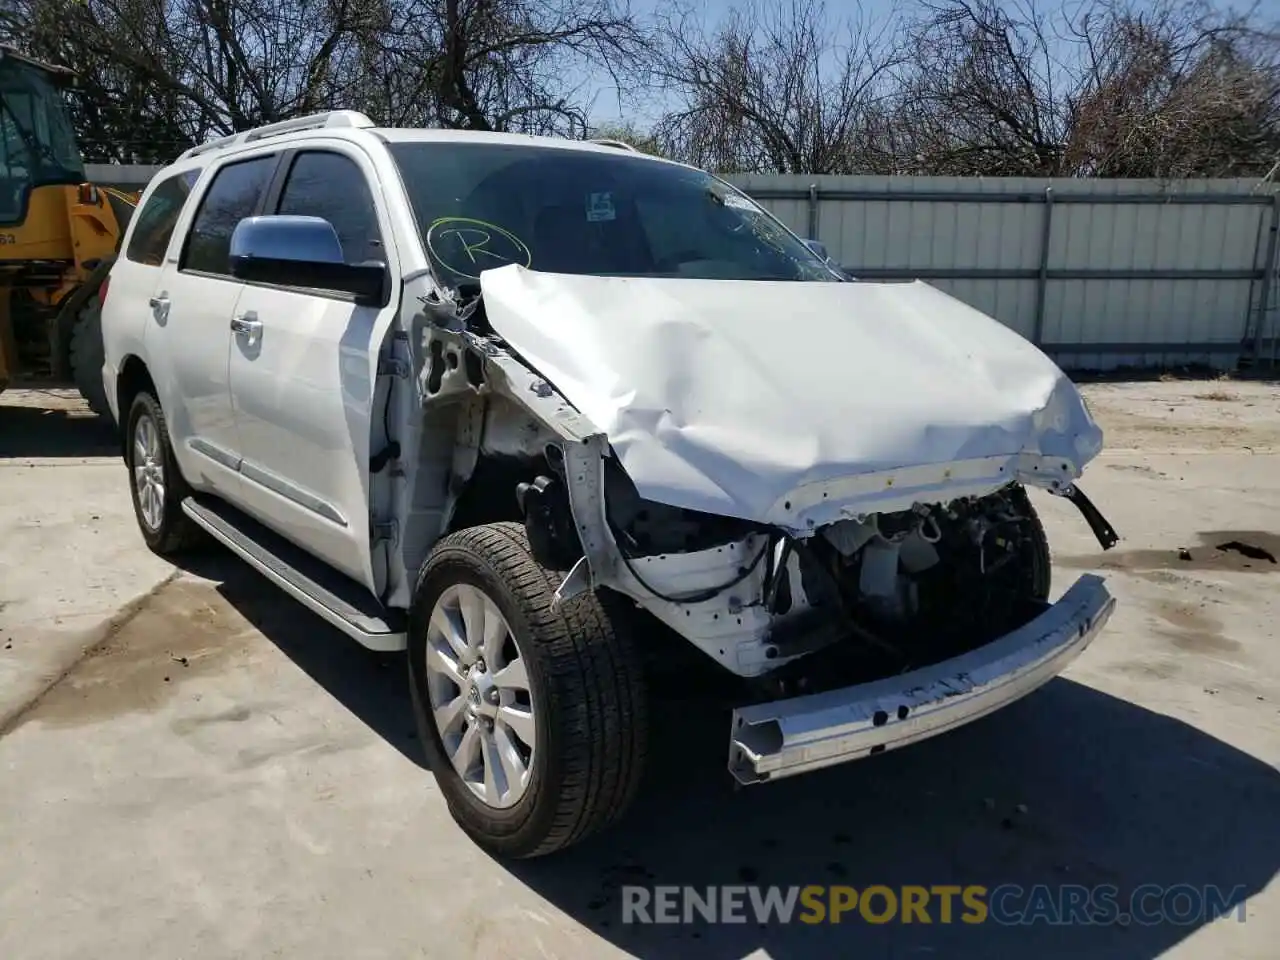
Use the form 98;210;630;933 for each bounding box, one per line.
728;574;1115;784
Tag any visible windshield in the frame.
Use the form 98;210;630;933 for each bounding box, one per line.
388;141;839;288
0;58;84;224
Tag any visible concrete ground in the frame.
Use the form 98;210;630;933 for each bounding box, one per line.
1;379;1277;959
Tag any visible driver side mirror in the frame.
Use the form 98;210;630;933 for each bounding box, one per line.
229;215;389;307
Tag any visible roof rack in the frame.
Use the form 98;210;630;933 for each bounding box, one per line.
587;138;642;153
176;111;376;162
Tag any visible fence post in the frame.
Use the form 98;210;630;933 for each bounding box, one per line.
807;184;819;240
1248;195;1280;368
1031;186;1054;348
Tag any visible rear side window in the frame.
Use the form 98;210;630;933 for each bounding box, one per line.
124;170;199;266
180;155;277;276
276;151;384;263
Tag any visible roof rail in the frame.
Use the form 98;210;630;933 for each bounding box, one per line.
587;138;642;153
176;111;376;162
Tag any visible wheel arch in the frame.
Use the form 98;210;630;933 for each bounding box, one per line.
115;353;157;453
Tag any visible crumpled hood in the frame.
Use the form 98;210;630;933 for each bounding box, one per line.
479;265;1103;522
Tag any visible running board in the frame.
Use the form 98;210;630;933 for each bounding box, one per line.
181;496;407;652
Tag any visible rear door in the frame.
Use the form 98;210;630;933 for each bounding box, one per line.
145;152;280;500
226;144;401;590
101;167;198;422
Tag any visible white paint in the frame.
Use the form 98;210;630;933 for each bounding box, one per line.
481;266;1105;524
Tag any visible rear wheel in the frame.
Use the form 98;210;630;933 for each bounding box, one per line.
408;522;648;859
125;391;202;556
70;298;111;424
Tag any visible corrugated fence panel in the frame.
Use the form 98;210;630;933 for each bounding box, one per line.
727;173;1278;371
97;164;1278;370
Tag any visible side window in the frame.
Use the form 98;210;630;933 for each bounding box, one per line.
276;151;383;264
124;170;199;266
180;155;277;276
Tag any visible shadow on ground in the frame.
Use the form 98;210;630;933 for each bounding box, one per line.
508;681;1280;960
176;548;1280;960
175;550;428;769
0;399;118;459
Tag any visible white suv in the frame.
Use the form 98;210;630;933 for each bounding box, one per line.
101;111;1120;859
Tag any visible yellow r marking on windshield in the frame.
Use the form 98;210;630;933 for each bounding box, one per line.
425;217;532;279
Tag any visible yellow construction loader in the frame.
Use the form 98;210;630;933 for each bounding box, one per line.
0;44;137;420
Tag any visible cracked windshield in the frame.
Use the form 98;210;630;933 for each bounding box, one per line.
388;141;838;289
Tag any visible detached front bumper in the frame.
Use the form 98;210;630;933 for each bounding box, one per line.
728;573;1115;784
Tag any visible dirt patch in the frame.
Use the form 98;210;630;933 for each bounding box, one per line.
1078;381;1280;452
1104;463;1166;478
1151;601;1241;656
1058;531;1280;576
14;579;251;730
1216;540;1277;564
1110;657;1183;682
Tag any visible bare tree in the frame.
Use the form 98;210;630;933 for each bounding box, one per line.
350;0;651;135
649;0;905;174
1;0;651;160
5;0;1277;175
892;0;1074;176
1063;0;1280;177
893;0;1280;178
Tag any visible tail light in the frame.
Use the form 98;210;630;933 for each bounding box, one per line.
98;276;110;308
78;183;101;206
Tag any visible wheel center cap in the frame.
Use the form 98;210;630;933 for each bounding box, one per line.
467;669;498;716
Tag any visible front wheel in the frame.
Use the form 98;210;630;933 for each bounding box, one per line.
408;522;649;859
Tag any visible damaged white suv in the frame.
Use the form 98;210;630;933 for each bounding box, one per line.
100;111;1119;858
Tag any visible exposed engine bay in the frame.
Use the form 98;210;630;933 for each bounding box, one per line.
516;447;1069;684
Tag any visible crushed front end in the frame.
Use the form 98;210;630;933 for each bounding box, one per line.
414;266;1122;786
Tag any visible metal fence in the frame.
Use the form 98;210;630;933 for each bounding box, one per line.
90;164;1280;370
727;174;1280;371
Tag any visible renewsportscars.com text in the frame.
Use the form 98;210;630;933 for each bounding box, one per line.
621;883;1248;926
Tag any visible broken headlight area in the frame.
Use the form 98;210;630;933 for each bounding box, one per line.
753;485;1055;695
538;456;1063;685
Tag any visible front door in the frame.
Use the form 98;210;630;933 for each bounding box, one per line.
227;146;401;591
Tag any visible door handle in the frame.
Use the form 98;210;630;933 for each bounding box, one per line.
230;313;263;337
148;295;170;326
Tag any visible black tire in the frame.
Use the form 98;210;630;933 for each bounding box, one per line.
408;522;648;859
124;390;203;556
1007;483;1052;600
70;298;112;424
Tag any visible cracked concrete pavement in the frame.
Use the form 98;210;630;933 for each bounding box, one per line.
1;380;1278;959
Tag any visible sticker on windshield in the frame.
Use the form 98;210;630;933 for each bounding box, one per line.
586;192;616;222
425;217;532;280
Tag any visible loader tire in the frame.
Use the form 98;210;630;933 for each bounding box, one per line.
70;299;111;424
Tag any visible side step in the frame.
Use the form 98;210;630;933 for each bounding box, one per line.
182;496;407;652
